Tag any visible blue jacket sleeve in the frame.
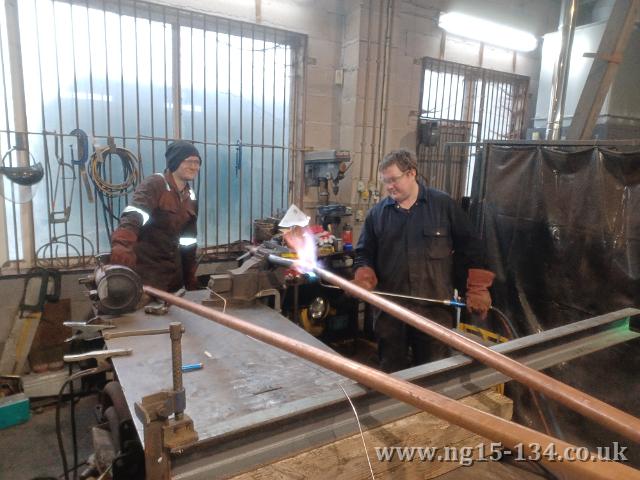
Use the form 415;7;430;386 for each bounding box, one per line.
448;198;486;271
354;211;378;270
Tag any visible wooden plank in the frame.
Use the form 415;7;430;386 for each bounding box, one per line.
28;299;72;370
0;311;42;375
566;0;640;139
230;390;513;480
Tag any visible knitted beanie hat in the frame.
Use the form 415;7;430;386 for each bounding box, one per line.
165;141;201;172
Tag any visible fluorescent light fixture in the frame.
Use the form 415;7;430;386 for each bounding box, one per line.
439;12;538;52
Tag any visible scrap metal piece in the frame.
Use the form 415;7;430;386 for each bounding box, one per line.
144;304;169;316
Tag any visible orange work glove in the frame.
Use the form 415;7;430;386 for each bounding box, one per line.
466;268;495;320
353;266;378;291
110;228;137;267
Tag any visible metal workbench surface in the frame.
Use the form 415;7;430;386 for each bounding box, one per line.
104;290;357;444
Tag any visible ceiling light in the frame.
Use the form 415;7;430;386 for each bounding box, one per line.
439;12;538;52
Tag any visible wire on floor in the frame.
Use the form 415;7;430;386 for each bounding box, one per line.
339;383;375;480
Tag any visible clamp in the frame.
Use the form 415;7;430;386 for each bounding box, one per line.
103;326;185;341
64;317;115;342
134;322;198;479
63;348;132;366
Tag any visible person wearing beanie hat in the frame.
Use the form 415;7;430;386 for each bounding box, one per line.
166;140;201;173
110;141;202;300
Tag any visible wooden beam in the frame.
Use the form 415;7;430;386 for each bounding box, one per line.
230;390;513;480
566;0;640;139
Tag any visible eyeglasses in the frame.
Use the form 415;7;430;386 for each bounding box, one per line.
381;171;410;185
182;159;201;167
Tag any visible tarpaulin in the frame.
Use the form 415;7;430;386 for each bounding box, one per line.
469;144;640;460
472;144;640;334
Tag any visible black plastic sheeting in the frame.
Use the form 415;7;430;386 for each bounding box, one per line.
472;144;640;334
469;143;640;466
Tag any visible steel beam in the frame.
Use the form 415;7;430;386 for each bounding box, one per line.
171;308;638;479
566;0;640;139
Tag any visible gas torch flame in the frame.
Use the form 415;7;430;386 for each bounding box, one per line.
284;226;318;274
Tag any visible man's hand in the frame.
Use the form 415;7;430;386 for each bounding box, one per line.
466;268;495;320
353;266;378;291
110;228;137;267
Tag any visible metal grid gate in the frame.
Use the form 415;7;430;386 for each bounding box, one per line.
0;0;303;272
417;58;529;199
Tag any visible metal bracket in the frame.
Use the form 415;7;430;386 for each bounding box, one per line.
135;389;195;437
133;321;199;478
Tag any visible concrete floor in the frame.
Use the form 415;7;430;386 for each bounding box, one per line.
0;395;96;480
0;390;549;480
0;339;548;480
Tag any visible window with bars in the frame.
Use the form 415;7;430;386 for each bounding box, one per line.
0;0;303;272
417;58;529;199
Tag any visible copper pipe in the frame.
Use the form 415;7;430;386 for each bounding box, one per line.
267;254;640;444
144;285;639;480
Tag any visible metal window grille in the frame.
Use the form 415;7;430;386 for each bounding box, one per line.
0;0;303;273
417;58;529;199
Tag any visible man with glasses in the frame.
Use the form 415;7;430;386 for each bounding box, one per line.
354;149;494;372
110;140;202;295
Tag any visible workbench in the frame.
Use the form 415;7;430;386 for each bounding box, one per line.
104;291;355;441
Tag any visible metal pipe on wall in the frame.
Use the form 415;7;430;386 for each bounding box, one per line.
357;0;374;181
266;254;640;444
376;0;396;175
366;0;386;184
546;0;578;140
4;0;36;270
143;285;639;480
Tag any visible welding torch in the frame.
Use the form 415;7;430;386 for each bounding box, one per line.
318;279;516;337
319;279;462;307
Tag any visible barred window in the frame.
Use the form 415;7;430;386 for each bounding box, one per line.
418;58;529;198
0;0;303;272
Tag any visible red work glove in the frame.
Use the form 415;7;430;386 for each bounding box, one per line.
353;266;378;291
110;228;137;267
466;268;495;320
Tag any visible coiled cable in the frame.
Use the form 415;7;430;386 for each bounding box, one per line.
89;145;138;198
89;144;140;237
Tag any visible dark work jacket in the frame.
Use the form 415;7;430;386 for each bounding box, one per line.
117;170;198;291
355;182;484;328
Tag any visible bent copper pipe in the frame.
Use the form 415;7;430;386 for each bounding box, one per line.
144;285;639;480
267;254;640;445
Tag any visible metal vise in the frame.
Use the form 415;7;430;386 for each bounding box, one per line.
207;244;287;309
